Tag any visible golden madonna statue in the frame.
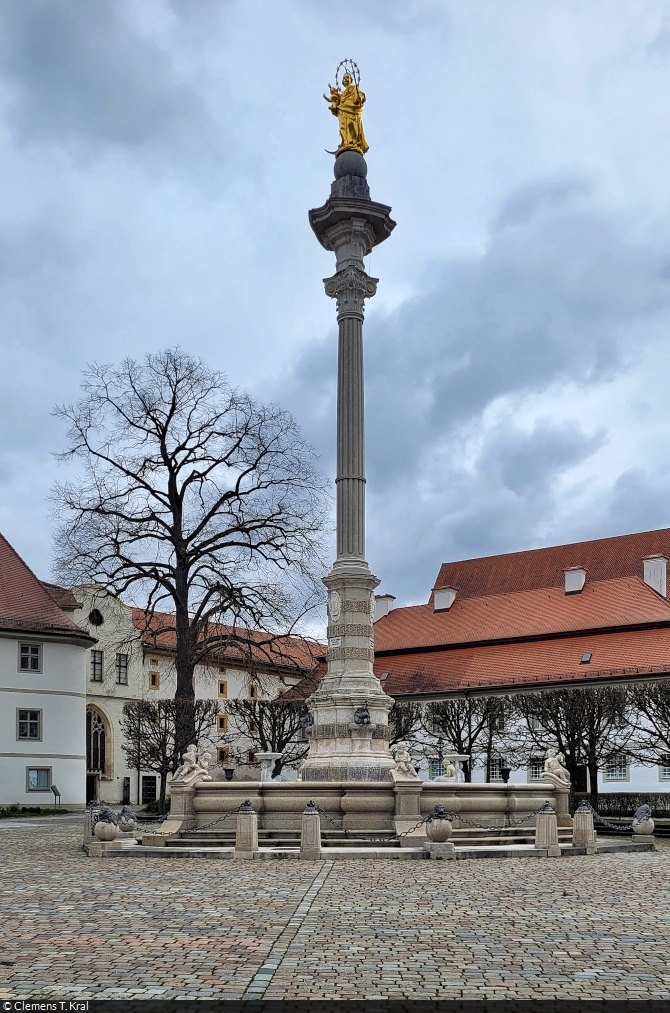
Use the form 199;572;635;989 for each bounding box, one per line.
325;62;368;155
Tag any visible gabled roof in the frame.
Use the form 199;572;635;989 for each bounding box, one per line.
375;577;670;654
432;527;670;600
371;527;670;697
132;608;324;675
373;627;670;697
0;532;93;642
40;581;81;611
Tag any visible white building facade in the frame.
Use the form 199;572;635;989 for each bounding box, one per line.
0;534;94;807
72;587;312;805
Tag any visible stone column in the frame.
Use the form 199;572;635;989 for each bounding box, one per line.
572;800;596;854
535;801;561;857
300;801;322;860
234;800;259;860
301;151;396;783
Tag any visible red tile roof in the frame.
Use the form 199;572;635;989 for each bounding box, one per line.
374;627;670;696
40;582;81;611
374;577;670;653
432;527;670;600
0;532;93;641
132;608;324;674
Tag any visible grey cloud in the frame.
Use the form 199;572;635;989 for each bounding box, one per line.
0;0;206;149
494;176;591;229
289;176;670;493
477;421;607;498
277;175;670;602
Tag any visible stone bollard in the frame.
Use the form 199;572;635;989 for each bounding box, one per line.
234;800;259;860
572;800;597;855
300;801;322;860
425;803;455;859
631;804;655;844
535;801;561;857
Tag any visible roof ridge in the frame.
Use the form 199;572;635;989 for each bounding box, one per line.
432;525;670;575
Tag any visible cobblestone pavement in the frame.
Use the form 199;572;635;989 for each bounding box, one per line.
0;822;669;1000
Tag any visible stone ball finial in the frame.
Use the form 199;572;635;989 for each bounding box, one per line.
334;150;368;179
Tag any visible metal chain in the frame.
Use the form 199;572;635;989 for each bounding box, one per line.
447;806;546;831
310;804;408;842
180;803;247;835
583;802;635;834
309;804;544;840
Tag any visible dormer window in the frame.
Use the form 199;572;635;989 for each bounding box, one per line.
564;567;586;594
434;587;457;612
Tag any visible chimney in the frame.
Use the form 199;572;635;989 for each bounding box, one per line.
643;555;667;597
564;566;586;594
433;587;457;612
374;594;396;621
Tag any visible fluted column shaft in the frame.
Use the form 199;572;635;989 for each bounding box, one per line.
336;312;365;560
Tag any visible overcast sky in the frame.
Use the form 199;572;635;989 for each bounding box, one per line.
3;0;670;610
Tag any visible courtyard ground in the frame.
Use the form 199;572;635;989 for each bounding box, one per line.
0;817;669;1000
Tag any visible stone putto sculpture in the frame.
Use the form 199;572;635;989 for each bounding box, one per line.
170;744;213;786
392;744;419;780
543;748;571;785
324;60;368;155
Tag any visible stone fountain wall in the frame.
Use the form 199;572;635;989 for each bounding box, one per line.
159;778;570;836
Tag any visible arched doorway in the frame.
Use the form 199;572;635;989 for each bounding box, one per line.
86;706;110;802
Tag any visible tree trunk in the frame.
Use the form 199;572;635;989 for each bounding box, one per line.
174;562;196;759
272;758;284;778
159;772;167;815
588;757;599;808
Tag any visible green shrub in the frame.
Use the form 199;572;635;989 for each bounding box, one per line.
572;791;670;818
144;795;171;814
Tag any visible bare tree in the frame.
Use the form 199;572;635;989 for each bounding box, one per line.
513;685;634;803
120;698;221;813
424;697;504;781
220;698;309;777
628;679;670;767
52;349;328;757
389;701;424;749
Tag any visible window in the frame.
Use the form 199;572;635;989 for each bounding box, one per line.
217;748;230;765
90;650;104;682
150;658;159;666
580;652;592;664
660;755;670;781
26;767;51;792
217;714;228;733
246;749;256;764
148;671;160;690
490;713;505;732
141;776;157;804
19;643;42;672
248;684;258;701
605;754;628;781
489;758;505;781
218;681;228;698
528;715;543;732
86;708;106;773
115;654;128;685
429;759;444;779
249;720;258;734
528;757;544;781
17;709;41;740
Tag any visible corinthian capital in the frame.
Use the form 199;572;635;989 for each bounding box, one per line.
323;266;378;318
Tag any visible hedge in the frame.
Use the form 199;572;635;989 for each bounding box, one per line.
571;791;670;818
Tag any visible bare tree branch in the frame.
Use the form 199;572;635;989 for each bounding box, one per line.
53;349;329;756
